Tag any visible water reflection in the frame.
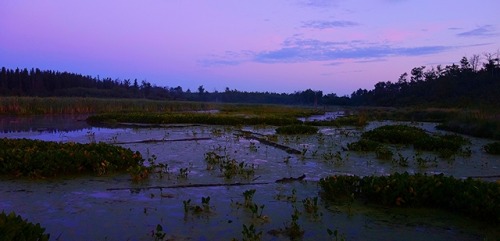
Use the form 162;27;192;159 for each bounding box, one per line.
0;115;90;133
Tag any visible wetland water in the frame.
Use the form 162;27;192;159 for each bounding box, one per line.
0;116;498;240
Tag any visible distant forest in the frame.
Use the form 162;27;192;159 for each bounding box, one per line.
1;52;499;107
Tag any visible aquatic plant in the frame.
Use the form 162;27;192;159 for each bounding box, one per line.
392;153;409;167
243;189;256;208
327;228;346;241
375;146;393;160
0;138;143;178
151;224;166;241
241;224;262;241
302;197;320;216
319;172;500;222
183;196;214;217
177;168;189;179
286;208;304;239
0;211;50;241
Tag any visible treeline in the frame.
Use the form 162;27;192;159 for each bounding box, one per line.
0;67;338;105
1;51;499;107
350;53;500;107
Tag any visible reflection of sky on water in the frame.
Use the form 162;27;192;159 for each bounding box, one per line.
0;116;498;240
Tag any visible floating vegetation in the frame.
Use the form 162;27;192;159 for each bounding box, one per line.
347;139;381;152
348;125;469;158
203;150;255;180
319;172;500;223
182;196;214;217
0;138;143;178
0;211;50;241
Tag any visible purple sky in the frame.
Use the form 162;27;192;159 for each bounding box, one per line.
1;0;499;95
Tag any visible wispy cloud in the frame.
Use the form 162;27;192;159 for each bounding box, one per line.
457;25;498;37
200;37;454;66
302;20;359;29
253;37;452;63
297;0;339;8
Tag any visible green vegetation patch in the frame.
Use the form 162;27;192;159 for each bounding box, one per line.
349;125;469;157
484;142;500;155
361;125;429;145
275;125;319;135
319;172;500;223
0;138;143;178
306;115;368;127
87;112;302;126
347;139;381;152
0;211;50;241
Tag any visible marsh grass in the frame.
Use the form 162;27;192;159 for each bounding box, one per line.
0;97;217;115
87;112;303;126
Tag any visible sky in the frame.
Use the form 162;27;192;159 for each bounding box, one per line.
1;0;499;96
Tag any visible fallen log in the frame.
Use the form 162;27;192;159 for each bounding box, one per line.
107;174;308;191
275;174;306;183
235;130;302;154
106;181;271;191
113;137;211;144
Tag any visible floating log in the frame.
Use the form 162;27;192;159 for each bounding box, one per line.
113;137;211;145
235;130;302;154
107;174;307;191
106;182;271;191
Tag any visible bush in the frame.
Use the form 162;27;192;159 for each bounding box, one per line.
0;211;50;241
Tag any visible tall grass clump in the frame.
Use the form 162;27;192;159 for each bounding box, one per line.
0;97;217;115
